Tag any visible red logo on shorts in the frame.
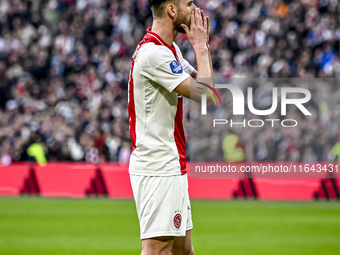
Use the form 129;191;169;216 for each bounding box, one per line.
173;213;182;229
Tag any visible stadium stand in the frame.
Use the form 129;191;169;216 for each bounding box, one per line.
1;0;340;164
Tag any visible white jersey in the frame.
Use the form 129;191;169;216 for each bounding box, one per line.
128;28;193;176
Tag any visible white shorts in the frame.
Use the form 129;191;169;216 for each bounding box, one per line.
130;174;193;240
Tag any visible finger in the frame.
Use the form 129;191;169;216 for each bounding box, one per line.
200;10;205;22
206;16;210;33
196;8;201;27
201;10;205;28
206;16;210;37
191;9;195;27
181;23;190;34
198;8;203;27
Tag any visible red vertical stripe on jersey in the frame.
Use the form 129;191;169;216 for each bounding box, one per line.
128;39;148;151
129;28;187;173
174;97;187;174
128;61;136;151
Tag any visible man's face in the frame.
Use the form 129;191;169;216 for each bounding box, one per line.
173;0;195;33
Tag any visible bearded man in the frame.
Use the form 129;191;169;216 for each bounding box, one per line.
128;1;213;254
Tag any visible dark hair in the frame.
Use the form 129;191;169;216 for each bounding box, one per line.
148;0;168;8
148;0;168;7
147;0;179;17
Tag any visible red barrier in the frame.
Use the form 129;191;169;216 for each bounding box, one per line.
101;164;239;200
187;163;243;199
0;163;31;195
253;178;322;200
315;178;340;200
100;164;133;199
188;178;239;199
233;178;258;199
86;169;107;196
34;163;97;197
0;162;339;200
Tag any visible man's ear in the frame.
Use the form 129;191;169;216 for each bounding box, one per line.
166;3;177;19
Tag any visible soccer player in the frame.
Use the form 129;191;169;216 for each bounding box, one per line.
128;0;213;254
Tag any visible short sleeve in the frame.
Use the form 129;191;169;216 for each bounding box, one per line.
141;45;190;93
173;42;195;75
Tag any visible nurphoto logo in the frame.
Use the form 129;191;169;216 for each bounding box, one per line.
200;83;312;128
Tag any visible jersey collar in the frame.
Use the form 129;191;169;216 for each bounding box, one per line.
145;27;177;57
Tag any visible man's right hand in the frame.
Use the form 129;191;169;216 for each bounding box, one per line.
175;7;213;103
181;7;209;51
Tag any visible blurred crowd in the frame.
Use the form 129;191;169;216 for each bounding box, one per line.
0;0;340;165
188;79;340;163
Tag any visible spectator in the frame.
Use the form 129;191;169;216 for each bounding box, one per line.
222;131;245;162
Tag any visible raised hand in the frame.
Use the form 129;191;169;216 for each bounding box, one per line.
181;7;209;50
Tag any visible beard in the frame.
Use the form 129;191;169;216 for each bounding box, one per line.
174;11;190;34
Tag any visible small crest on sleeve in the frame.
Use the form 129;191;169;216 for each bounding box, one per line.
170;60;183;74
